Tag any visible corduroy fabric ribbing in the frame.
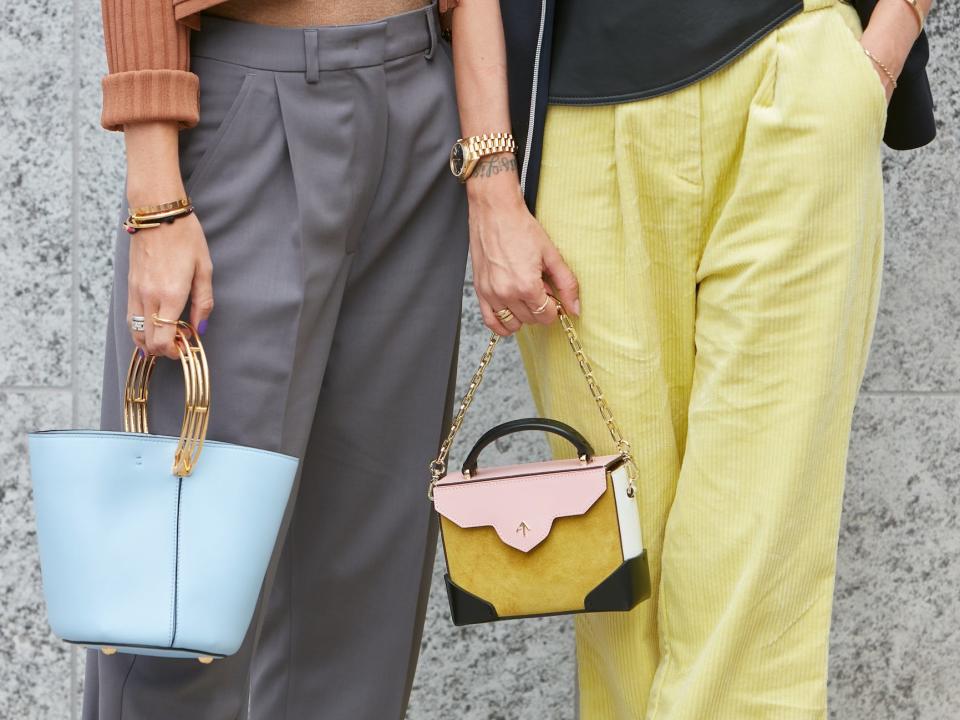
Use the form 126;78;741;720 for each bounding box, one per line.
517;1;885;718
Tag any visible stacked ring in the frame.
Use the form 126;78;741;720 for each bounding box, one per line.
130;316;146;333
495;308;516;324
151;313;180;328
531;297;553;315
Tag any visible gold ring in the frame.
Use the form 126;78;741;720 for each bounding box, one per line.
495;308;515;323
531;297;552;315
151;313;180;328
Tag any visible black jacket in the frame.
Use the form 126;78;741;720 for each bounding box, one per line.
501;0;936;212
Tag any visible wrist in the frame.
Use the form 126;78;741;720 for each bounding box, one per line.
465;153;524;206
123;121;185;207
125;177;187;209
863;0;924;77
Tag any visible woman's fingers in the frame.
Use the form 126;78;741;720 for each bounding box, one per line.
142;284;188;359
477;295;513;337
127;283;147;353
494;303;524;334
477;276;560;334
151;298;185;359
188;257;214;335
526;290;559;325
142;294;161;357
542;244;580;316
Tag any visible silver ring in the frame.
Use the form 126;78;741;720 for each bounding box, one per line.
130;316;146;333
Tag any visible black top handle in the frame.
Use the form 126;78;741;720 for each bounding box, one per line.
461;418;595;476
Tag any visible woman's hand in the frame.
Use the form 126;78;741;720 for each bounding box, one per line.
123;122;214;359
467;154;579;336
128;213;213;359
860;0;932;102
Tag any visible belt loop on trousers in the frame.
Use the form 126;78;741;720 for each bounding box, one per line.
802;0;836;12
424;6;438;60
304;29;320;83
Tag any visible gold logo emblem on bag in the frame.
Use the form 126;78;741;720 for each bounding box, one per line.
516;522;531;537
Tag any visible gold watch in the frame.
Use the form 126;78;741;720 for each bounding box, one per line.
449;132;517;182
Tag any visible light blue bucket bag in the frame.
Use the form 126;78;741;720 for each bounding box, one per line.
28;322;298;663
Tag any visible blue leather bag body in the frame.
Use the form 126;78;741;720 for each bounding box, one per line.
28;323;298;662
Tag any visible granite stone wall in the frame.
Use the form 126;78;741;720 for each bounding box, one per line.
1;2;957;718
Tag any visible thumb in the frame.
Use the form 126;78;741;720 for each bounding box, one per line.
543;245;580;316
188;261;214;335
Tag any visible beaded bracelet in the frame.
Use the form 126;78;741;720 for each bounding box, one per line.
863;47;897;90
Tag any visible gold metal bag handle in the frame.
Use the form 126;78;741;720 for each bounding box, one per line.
123;322;211;477
428;302;639;499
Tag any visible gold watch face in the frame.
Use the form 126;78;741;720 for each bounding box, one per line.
449;141;467;178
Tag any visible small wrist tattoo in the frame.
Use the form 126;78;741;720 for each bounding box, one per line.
473;155;518;179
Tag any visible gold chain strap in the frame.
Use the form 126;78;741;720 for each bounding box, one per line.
428;303;639;499
428;333;501;498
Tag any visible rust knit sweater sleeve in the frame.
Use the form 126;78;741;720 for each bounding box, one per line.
100;0;201;131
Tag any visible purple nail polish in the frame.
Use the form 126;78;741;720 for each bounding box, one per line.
138;348;145;358
197;319;208;335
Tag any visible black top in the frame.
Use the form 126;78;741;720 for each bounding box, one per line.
548;0;801;104
498;0;935;214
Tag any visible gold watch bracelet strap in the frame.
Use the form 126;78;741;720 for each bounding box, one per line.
468;132;517;156
428;302;639;500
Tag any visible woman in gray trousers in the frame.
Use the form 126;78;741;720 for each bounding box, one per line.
85;1;466;718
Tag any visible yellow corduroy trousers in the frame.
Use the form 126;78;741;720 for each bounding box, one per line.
517;1;886;718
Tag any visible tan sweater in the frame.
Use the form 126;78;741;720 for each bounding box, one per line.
100;0;429;131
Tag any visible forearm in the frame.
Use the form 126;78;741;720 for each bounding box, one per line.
123;122;185;208
450;1;523;207
863;0;933;77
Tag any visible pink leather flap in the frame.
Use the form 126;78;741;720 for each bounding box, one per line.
433;456;617;552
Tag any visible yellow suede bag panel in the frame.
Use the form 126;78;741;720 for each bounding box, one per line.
440;470;624;617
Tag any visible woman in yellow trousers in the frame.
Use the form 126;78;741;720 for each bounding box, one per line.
446;0;934;717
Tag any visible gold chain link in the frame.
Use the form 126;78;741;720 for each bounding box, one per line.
557;310;639;497
428;333;501;499
428;303;638;499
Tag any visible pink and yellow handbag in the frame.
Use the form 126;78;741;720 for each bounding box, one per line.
429;305;651;625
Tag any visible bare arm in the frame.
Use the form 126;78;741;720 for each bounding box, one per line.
449;1;579;336
862;0;934;100
123;123;213;359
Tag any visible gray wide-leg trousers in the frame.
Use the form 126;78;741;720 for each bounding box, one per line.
82;7;467;718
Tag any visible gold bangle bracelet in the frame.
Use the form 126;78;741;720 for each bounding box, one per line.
123;206;194;233
899;0;925;32
123;218;162;231
863;47;897;89
128;197;192;217
129;205;195;223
